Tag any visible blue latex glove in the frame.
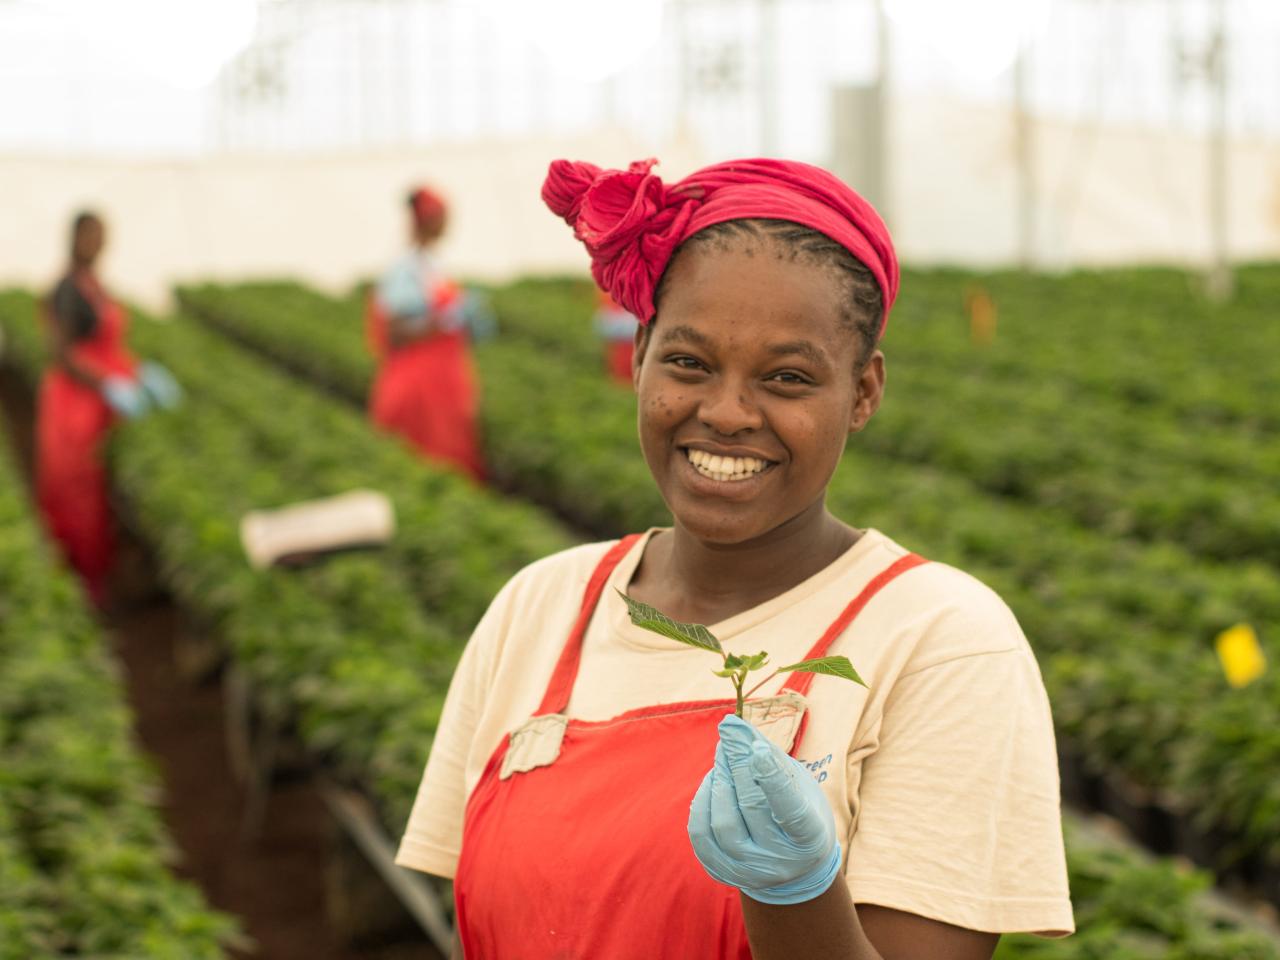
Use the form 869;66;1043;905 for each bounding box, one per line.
594;309;639;340
137;361;183;410
377;257;430;329
688;714;842;905
101;376;149;419
460;290;498;341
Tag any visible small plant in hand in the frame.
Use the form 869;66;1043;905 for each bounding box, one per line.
619;591;866;717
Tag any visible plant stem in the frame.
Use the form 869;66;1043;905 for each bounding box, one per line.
742;669;780;701
734;673;745;718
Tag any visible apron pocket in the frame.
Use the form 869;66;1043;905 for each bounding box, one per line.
743;691;809;753
500;713;569;779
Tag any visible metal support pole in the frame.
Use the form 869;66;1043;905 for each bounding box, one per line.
1013;42;1035;270
873;0;891;229
758;0;778;155
1206;0;1232;301
318;780;455;956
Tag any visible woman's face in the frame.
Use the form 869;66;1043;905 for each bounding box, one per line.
634;240;884;546
74;219;105;266
410;210;447;247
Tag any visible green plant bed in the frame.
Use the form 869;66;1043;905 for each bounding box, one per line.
885;265;1280;435
997;821;1279;959
0;410;239;958
0;290;570;835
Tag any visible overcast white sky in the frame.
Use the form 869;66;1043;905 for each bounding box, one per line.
1;0;1277;158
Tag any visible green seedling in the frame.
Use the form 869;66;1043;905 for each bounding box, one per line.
618;591;866;717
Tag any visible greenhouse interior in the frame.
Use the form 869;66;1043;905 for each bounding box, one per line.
2;1;1279;958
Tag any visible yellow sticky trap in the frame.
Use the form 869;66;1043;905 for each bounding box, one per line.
965;286;997;346
1215;623;1266;688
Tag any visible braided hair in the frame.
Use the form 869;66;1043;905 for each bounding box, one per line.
654;218;883;363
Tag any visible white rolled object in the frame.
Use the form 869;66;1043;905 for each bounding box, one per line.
240;490;396;570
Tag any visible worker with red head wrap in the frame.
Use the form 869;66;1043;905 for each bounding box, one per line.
366;185;486;482
396;158;1073;959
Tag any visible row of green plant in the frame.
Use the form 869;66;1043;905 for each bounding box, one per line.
884;265;1280;435
0;397;238;958
476;270;1280;566
996;820;1278;959
3;289;1276;957
0;291;569;835
135;313;572;635
862;365;1279;564
172;281;1280;874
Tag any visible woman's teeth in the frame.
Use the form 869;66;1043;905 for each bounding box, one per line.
685;448;770;482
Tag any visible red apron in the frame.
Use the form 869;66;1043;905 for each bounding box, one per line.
605;339;635;385
35;280;136;606
455;534;926;958
366;286;486;483
596;291;637;387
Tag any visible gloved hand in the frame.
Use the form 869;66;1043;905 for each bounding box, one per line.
460;290;498;341
378;261;430;322
137;361;183;409
688;714;842;905
101;375;150;419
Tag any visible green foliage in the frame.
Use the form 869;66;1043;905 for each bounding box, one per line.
0;289;571;837
0;405;238;956
997;822;1279;959
779;656;865;685
867;267;1280;565
617;591;723;654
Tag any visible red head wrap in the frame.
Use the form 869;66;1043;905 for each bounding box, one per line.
409;185;447;231
542;157;898;338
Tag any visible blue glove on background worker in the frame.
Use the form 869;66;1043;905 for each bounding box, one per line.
688;714;842;905
101;375;149;419
377;257;430;332
138;361;183;409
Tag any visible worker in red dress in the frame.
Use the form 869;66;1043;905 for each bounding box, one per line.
36;211;180;606
366;186;486;482
594;289;640;385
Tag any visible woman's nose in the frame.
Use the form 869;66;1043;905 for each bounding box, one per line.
698;379;764;436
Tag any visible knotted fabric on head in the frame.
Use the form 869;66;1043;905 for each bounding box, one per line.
409;185;447;231
541;157;898;337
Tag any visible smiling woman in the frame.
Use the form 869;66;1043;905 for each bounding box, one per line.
395;157;1074;960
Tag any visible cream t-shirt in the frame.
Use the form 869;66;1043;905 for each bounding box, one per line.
396;528;1075;938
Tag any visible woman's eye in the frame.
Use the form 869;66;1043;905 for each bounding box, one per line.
667;356;706;371
769;371;812;385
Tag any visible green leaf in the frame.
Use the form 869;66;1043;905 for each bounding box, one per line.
616;590;723;654
740;651;770;672
778;655;866;687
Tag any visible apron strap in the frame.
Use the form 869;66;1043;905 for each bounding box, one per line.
536;533;646;716
783;551;927;755
781;552;928;699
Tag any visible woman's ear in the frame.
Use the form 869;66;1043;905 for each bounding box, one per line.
632;322;651;392
849;349;885;434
